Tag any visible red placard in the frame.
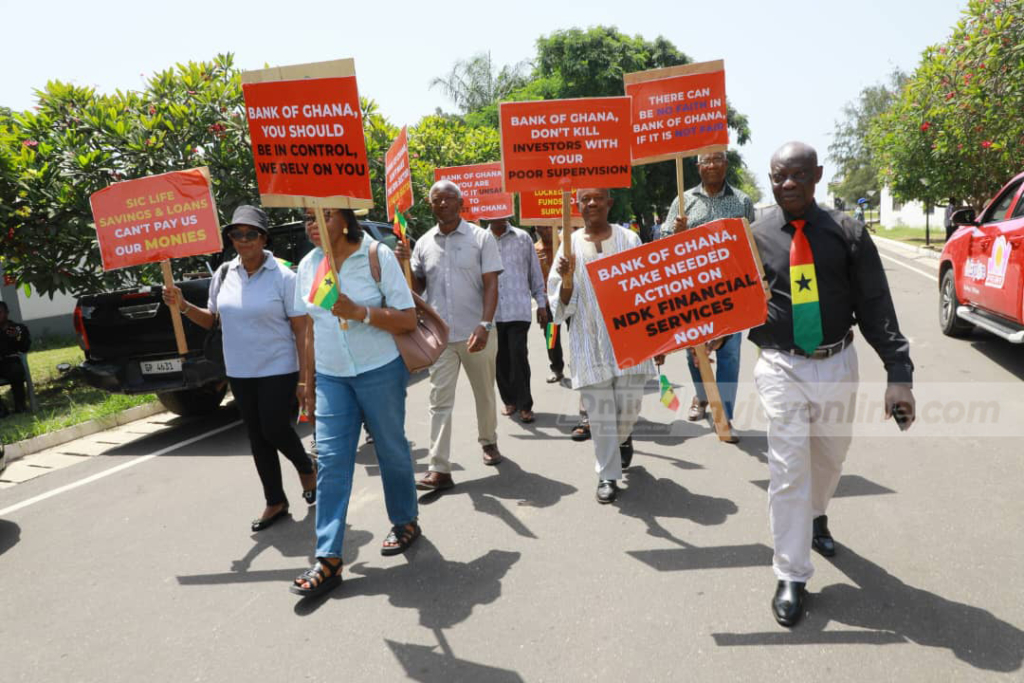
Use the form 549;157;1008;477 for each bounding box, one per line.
434;162;515;221
624;61;729;165
385;126;413;220
241;59;372;208
499;97;632;193
90;168;222;271
519;189;583;226
587;218;766;369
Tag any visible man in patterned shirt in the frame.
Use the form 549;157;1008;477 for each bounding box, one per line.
663;150;755;440
488;213;547;423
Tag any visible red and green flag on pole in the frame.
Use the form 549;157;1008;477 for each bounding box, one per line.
393;211;409;243
307;256;340;311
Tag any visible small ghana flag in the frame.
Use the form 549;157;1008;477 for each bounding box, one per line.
307;256;339;311
393;212;408;241
660;374;680;411
275;257;293;268
789;219;824;354
545;323;558;350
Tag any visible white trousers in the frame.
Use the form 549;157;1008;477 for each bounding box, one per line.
754;345;859;583
579;374;647;481
427;335;499;473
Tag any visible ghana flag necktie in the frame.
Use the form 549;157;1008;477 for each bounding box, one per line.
789;219;823;354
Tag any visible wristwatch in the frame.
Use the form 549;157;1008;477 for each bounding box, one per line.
480;321;494;332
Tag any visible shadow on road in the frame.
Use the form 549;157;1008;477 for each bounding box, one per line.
969;335;1024;381
418;458;576;539
175;508;372;586
0;518;20;557
385;634;523;682
712;546;1024;673
294;536;520;626
749;474;896;498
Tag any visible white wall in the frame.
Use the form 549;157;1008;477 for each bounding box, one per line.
880;186;945;228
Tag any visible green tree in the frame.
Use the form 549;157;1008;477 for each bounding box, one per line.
0;56;399;297
828;69;907;208
430;52;531;115
869;0;1024;210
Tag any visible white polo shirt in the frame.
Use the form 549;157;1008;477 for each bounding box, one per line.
208;251;302;378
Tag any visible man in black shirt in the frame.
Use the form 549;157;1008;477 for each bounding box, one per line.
750;142;915;628
0;301;32;415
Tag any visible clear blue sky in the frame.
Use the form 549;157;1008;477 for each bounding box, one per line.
0;0;967;204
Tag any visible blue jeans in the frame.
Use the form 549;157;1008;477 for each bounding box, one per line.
314;356;417;559
688;333;741;421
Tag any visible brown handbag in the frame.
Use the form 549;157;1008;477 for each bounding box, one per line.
368;241;449;372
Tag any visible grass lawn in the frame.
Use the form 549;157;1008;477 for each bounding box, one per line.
1;336;155;444
872;225;947;250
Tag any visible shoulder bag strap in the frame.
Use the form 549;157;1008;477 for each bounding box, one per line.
368;241;387;307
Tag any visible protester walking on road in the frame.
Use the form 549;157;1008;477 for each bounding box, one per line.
290;208;421;598
664;150;754;440
750;142;916;627
488;214;547;423
163;205;315;532
549;188;658;504
395;180;504;491
0;301;32;416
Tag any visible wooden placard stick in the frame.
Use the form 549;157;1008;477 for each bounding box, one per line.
160;259;188;356
314;205;349;331
560;190;573;292
399;215;413;288
674;155;733;441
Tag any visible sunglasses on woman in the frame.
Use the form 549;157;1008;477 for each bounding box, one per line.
228;229;263;242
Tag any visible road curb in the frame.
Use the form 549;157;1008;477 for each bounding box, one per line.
2;401;166;465
873;234;942;261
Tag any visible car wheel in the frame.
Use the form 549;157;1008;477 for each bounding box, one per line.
940;269;973;337
157;382;228;416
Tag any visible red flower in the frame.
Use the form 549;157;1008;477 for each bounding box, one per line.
21;140;37;147
945;91;956;101
148;106;156;115
964;73;972;84
981;140;993;148
920;122;931;131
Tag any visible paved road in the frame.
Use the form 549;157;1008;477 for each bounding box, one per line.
2;241;1022;682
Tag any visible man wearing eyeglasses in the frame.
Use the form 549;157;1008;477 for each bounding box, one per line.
663;150;755;440
751;141;915;627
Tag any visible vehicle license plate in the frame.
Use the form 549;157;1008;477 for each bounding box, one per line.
140;358;183;375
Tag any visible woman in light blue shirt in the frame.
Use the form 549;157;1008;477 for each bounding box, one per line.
290;208;421;599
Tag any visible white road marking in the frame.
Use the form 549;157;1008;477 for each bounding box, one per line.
0;419;243;517
878;252;938;282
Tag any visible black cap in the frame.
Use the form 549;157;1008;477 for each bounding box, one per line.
223;205;269;234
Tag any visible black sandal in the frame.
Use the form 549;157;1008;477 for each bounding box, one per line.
381;520;421;556
570;422;591;442
290;558;342;598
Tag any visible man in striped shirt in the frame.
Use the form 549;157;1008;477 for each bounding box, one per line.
663;150;755;440
488;214;547;423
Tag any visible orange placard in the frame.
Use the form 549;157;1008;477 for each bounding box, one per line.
90;168;222;271
242;60;372;208
385;126;413;220
624;61;729;165
519;189;583;226
499;97;632;193
434;162;515;221
587;218;766;369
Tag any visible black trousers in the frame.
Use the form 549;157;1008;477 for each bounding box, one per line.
540;310;564;375
228;372;314;507
495;321;533;412
0;356;27;413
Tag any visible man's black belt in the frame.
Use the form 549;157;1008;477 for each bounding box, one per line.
781;330;855;360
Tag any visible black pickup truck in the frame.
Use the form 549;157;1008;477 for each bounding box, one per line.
73;220;399;415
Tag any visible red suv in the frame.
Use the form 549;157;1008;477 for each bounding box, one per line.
939;171;1024;342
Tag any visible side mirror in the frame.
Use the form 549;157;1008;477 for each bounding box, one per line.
951;208;977;226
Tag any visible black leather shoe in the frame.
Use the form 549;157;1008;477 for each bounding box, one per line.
772;580;806;627
812;515;836;557
620;436;634;469
596;479;618;504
